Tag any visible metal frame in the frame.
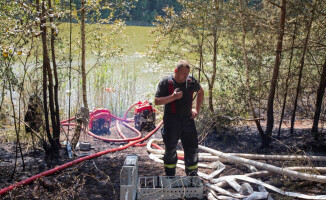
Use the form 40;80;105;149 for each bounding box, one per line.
120;154;203;200
120;154;139;200
137;176;203;200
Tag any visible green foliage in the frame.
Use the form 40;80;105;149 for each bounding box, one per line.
0;1;33;91
71;0;181;24
148;0;326;126
1;0;326;141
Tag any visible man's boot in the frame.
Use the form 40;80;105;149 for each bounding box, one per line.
185;168;198;176
165;166;176;176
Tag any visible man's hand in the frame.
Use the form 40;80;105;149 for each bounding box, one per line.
191;86;204;119
172;88;183;100
191;109;198;119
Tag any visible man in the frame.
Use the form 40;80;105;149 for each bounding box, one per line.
155;60;204;176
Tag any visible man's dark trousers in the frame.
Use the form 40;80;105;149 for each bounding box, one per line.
162;113;198;176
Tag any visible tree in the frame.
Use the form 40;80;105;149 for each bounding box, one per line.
290;0;317;134
238;0;265;138
278;18;298;138
264;0;286;147
38;0;61;154
81;0;88;109
150;0;226;113
49;0;61;150
311;57;326;139
0;0;41;174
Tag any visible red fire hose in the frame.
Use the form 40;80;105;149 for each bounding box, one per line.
0;102;162;196
0;120;163;196
61;102;137;125
61;122;142;142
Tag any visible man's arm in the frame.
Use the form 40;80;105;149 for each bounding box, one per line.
155;88;183;105
191;86;204;119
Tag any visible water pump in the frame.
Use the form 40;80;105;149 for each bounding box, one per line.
89;109;111;135
134;101;156;131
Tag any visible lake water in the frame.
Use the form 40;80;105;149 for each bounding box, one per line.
60;52;174;119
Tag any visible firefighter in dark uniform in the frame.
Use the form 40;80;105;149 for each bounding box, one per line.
155;60;204;176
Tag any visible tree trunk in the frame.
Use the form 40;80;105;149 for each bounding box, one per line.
278;19;297;138
43;2;59;150
71;110;83;149
311;57;326;140
39;0;58;154
198;31;204;84
49;0;61;148
0;81;5;113
290;1;316;134
8;72;25;177
239;0;265;139
265;0;286;147
81;0;88;109
41;1;60;152
208;27;218;113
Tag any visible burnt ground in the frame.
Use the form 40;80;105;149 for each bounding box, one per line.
0;119;326;200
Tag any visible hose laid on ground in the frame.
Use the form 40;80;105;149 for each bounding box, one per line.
0;101;162;196
115;119;159;148
147;139;219;161
60;102;137;125
212;175;326;199
228;153;326;162
0;120;163;196
60;117;76;124
61;122;142;142
61;102;140;142
147;139;326;199
116;120;127;139
199;145;326;183
110;114;134;122
123;102;138;121
221;167;326;179
61;113;134;124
